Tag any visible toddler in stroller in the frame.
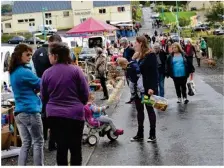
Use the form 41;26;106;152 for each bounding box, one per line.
83;93;123;145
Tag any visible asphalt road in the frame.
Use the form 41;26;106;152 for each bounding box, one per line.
86;7;224;166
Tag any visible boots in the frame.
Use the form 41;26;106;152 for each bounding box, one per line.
147;127;156;142
130;126;144;141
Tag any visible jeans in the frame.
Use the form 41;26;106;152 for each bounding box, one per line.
134;98;156;137
96;115;116;132
48;117;84;166
99;77;109;98
158;73;165;97
15;113;44;166
173;77;188;98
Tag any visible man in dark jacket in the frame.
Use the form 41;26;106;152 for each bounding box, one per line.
153;43;167;97
32;34;62;151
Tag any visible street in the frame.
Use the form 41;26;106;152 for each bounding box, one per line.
1;7;223;166
86;7;224;166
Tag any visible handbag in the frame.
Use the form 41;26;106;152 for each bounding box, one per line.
187;74;196;96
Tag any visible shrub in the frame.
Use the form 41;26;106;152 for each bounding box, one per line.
1;34;14;43
203;35;224;60
179;17;191;27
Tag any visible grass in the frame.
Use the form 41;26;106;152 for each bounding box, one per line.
160;11;196;24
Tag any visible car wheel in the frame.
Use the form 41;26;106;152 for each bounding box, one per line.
8;41;11;44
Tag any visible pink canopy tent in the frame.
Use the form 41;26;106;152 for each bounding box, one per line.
66;17;118;34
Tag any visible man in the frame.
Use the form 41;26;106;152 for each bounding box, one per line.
153;43;167;97
32;34;62;151
120;37;135;103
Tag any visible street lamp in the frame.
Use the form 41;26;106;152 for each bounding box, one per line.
42;7;48;41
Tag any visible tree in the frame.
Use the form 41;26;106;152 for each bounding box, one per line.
205;2;224;23
179;17;191;27
1;4;12;15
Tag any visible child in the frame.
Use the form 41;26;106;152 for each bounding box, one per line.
117;57;145;102
86;93;124;136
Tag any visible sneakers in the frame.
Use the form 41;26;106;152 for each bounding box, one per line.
184;98;189;104
177;98;182;103
147;136;156;142
114;129;124;136
130;135;144;141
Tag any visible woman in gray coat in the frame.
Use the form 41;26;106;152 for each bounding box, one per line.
95;47;109;100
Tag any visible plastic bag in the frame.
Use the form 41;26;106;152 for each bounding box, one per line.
187;74;196;96
142;95;168;111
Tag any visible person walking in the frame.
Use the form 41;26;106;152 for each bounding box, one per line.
95;47;109;100
166;42;195;104
41;43;89;165
131;36;158;142
195;41;202;67
184;40;196;64
9;44;44;166
165;41;173;55
200;38;207;57
152;35;156;44
153;43;167;97
32;34;62;151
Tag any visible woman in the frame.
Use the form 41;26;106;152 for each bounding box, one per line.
95;47;109;100
166;42;195;104
165;41;173;55
41;42;89;165
195;41;202;67
184;40;196;64
131;36;158;142
200;38;207;57
9;44;44;166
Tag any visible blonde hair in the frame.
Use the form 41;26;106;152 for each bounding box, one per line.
172;42;184;53
117;57;128;67
88;93;95;101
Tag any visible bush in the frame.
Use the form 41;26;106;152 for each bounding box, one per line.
203;36;224;60
1;34;14;43
179;17;191;27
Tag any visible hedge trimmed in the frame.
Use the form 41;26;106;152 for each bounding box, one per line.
203;35;224;60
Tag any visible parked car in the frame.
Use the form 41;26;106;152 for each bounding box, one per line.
38;25;57;35
8;36;25;44
213;27;224;35
193;24;210;31
25;37;45;44
191;7;197;11
78;48;97;62
171;35;180;42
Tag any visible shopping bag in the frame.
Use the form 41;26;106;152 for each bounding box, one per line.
141;95;168;111
187;74;196;96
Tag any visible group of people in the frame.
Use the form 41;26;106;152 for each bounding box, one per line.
9;28;200;166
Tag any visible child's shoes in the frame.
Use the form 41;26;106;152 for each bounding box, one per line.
114;129;124;136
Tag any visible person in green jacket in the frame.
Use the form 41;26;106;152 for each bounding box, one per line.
200;38;207;57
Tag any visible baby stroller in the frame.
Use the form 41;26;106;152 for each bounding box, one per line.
83;105;120;146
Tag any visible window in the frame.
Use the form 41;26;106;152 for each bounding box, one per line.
29;18;35;22
49;20;52;25
25;19;28;22
45;13;51;18
32;23;35;26
80;18;86;23
63;11;69;17
29;23;32;26
99;8;106;14
18;19;24;23
5;23;11;28
46;20;49;25
118;7;125;12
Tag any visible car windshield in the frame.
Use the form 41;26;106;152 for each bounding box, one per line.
81;48;96;54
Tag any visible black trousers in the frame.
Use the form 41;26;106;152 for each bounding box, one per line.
42;117;56;148
187;56;193;64
100;77;109;98
173;77;188;99
134;98;156;137
48;117;84;166
196;57;201;67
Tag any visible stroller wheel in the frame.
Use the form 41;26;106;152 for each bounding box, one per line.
82;133;88;144
88;135;98;146
107;129;118;141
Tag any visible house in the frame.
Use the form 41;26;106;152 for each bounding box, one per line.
1;1;131;34
187;1;212;10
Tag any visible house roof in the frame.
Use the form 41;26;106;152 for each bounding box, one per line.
12;1;72;14
93;1;130;7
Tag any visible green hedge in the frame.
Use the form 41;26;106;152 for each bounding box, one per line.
203;36;224;60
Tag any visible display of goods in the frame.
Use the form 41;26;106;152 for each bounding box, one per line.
107;79;124;105
142;95;168;111
89;83;101;91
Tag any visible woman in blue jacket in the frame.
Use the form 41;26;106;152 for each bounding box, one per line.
9;44;44;166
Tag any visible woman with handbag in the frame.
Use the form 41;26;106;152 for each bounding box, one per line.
166;42;195;104
131;36;158;142
195;41;202;67
95;47;109;100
